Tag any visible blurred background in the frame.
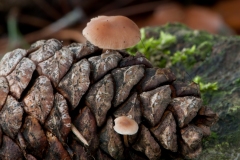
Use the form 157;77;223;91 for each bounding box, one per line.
0;0;240;54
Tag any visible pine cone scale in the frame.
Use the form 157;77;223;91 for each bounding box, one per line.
0;39;218;160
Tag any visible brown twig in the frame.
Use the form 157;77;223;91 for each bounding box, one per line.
52;29;86;43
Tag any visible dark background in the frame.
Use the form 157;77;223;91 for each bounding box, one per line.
0;0;239;54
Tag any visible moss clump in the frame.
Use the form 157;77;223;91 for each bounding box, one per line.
193;76;218;93
183;30;214;46
127;29;176;68
171;45;196;68
127;29;176;57
127;24;215;70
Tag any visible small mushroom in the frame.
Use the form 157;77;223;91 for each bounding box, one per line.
82;15;140;50
113;116;139;147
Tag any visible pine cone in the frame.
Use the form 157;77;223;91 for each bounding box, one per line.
0;39;217;160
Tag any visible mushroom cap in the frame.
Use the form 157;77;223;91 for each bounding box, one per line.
82;15;140;50
113;116;139;135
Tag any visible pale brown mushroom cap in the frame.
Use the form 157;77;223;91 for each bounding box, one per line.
113;116;139;135
82;15;141;50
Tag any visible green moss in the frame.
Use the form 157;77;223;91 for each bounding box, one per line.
197;41;212;58
128;24;215;70
226;128;240;146
183;30;214;45
171;45;197;68
127;28;176;59
209;132;218;140
193;76;218;93
234;78;240;86
169;42;213;69
201;125;240;160
228;105;240;113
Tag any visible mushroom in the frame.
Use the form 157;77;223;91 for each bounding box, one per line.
82;15;141;50
113;116;139;147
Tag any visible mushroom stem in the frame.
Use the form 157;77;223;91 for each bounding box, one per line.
123;135;129;147
71;124;89;146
